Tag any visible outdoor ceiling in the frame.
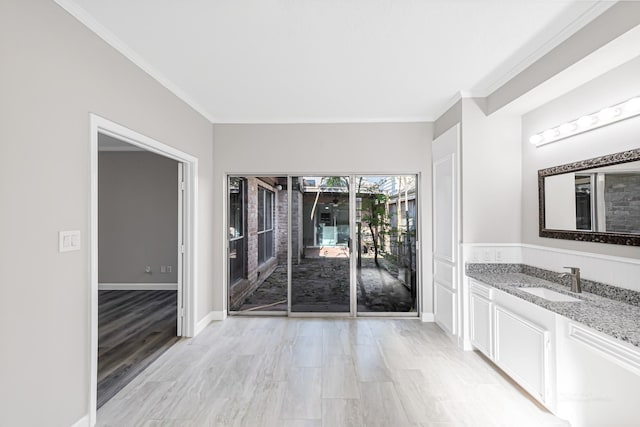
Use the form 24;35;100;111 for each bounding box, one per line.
58;0;613;123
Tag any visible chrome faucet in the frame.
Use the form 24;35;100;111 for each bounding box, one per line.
561;267;582;293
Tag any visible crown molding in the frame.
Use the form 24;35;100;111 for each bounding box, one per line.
471;1;615;98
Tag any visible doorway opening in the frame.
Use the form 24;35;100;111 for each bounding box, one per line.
226;174;419;317
90;115;198;424
96;134;181;408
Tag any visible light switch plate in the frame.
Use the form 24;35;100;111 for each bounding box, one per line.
59;230;81;252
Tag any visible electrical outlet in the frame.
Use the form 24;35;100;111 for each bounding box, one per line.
495;249;504;262
160;265;167;273
145;266;152;273
471;250;481;262
59;230;81;252
482;249;495;262
167;265;172;273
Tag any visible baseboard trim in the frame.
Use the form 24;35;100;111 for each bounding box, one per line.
71;414;89;427
421;313;435;322
98;283;178;291
194;311;226;336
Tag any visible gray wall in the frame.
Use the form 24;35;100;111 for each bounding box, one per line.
433;99;462;139
99;150;178;283
521;55;640;258
0;1;214;425
461;99;522;244
213;123;433;315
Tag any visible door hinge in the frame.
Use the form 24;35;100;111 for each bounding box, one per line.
180;307;185;318
181;181;185;191
181;244;185;253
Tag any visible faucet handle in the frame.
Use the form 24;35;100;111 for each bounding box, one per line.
563;266;580;274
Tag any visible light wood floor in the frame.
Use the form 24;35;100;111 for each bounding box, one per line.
97;317;569;426
98;290;179;408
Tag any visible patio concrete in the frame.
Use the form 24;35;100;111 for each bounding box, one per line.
237;254;414;313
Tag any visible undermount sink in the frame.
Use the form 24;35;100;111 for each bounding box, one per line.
518;287;581;302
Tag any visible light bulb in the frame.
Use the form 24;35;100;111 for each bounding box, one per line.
529;134;543;145
559;122;577;134
598;107;621;121
543;128;558;140
626;97;640;113
577;115;596;128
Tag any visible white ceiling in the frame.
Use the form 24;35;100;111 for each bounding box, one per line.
58;0;614;123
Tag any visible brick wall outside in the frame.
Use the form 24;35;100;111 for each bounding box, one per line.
276;187;288;264
230;177;287;309
605;174;640;233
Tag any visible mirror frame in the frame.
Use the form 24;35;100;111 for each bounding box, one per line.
538;148;640;246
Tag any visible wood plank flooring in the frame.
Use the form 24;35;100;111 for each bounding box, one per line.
98;290;179;409
97;317;570;426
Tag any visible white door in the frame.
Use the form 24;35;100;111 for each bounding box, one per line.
432;124;460;335
177;162;184;335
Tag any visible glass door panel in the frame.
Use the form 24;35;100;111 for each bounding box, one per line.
228;176;288;313
355;175;418;314
290;176;351;313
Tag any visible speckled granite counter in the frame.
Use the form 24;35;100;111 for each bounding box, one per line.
466;264;640;349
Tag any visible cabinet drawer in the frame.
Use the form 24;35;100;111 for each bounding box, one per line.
469;279;493;299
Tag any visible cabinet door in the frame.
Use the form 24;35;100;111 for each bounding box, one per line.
494;305;549;404
470;293;492;358
434;282;456;335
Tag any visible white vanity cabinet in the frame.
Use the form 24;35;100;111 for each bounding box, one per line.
469;280;493;358
555;317;640;427
467;279;557;410
467;276;640;425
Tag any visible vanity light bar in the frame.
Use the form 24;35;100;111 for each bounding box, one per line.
529;96;640;147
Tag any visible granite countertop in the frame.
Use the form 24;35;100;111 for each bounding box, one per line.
466;271;640;349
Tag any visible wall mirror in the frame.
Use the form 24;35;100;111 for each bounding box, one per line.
539;148;640;246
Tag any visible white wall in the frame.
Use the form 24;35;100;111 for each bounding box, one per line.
521;54;640;259
213;123;433;315
544;173;577;231
0;1;214;425
461;99;522;244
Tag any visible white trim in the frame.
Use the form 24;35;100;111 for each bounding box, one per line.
89;114;198;426
432;91;464;125
421;312;435;322
195;311;227;335
462;242;640;266
462;243;524;247
471;1;614;98
97;145;144;152
98;283;178;291
569;322;640;376
54;0;216;124
71;414;90;427
520;243;640;266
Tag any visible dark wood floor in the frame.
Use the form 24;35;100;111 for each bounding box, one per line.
98;290;179;408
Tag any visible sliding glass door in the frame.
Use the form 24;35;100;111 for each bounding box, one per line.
228;174;419;317
355;175;418;314
289;176;352;313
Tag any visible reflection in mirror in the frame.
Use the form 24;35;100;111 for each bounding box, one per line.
539;148;640;246
543;161;640;234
